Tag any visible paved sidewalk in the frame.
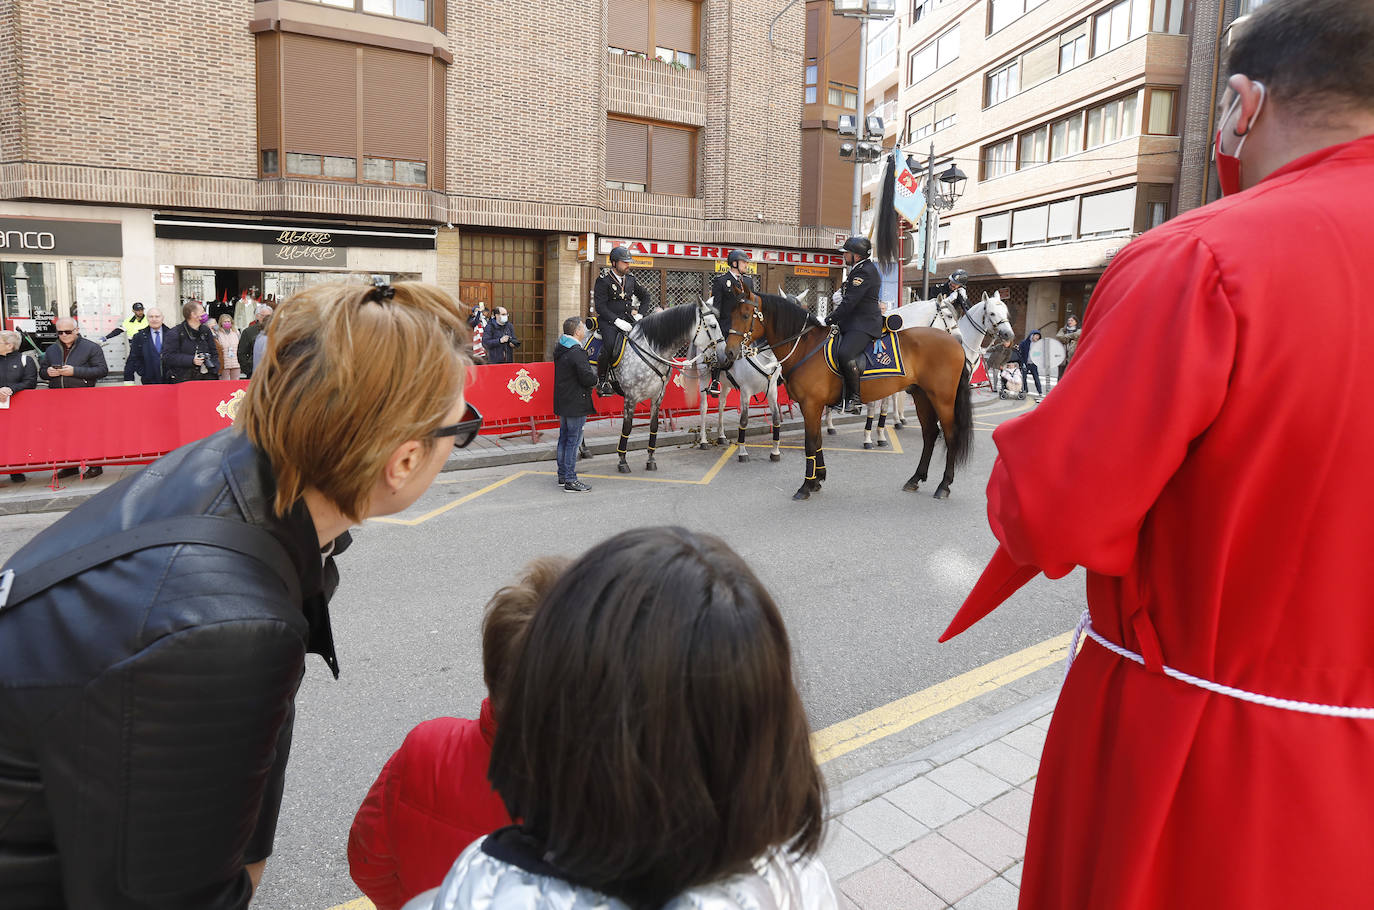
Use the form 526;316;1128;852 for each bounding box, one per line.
820;689;1057;910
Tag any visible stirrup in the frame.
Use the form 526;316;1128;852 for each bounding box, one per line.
706;380;722;398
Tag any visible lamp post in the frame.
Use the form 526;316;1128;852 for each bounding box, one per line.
832;0;896;236
912;141;966;301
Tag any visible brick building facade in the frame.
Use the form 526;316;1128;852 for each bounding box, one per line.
2;0;845;360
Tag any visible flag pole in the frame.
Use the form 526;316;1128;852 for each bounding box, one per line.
921;142;935;303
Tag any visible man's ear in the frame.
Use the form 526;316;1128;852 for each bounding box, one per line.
382;439;425;493
1225;74;1265;136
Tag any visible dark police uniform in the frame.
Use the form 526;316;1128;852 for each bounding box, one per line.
828;257;884;404
929;280;969;313
710;268;753;327
592;268;652;384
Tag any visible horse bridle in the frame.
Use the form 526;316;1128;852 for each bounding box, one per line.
965;302;1011;340
625;301;725;380
732;299;813;366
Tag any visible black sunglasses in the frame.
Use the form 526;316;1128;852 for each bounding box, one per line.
431;403;482;448
57;330;77;336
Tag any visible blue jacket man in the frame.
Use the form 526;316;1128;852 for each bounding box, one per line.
1016;331;1043;395
124;310;170;384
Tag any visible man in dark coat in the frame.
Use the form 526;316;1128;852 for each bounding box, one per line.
592;246;652;396
827;236;883;413
554;316;597;492
41;317;107;390
123;307;169;385
482;307;522;364
1017;330;1044;396
0;329;38;483
162;301;219;383
238;305;272;379
706;249;753;397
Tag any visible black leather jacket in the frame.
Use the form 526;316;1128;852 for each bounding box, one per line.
0;428;348;908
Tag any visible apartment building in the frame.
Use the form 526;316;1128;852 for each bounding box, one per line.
2;0;842;360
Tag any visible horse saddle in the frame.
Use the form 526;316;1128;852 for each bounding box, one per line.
824;330;906;381
585;332;627;370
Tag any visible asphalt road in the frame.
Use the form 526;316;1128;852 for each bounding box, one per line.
0;398;1087;909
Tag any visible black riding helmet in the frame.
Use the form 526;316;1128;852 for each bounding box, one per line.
949;269;969;287
727;249;749;266
840;236;871;257
609;246;633;264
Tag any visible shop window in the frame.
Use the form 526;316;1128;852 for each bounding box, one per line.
908;24;958;86
1;261;59;319
1144;88;1177;135
606;117;697;197
257;33;445;190
907;91;956;142
459;234;546;364
981;137;1015;180
608;0;701;69
69;260;124;338
291;0;429;23
665;270;711;309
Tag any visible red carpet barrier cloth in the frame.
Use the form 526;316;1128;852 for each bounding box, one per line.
0;365;793;472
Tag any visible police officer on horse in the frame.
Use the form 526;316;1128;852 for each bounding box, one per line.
706;249;752;397
594;246;653;396
929;268;970;312
828;236;883;414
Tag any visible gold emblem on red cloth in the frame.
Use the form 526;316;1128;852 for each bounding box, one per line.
672;370;685;389
507;368;539;403
215;389;246;422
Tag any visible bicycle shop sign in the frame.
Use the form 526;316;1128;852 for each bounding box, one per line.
598;238;842;268
263;230;348;266
0;217;123;257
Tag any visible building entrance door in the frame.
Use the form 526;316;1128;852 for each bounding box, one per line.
458;281;494;314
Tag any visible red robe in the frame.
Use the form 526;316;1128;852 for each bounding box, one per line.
943;134;1374;908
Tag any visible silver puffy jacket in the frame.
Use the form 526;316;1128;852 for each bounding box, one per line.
406;836;837;910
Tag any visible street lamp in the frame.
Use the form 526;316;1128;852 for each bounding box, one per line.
908;148;968;301
831;0;896;235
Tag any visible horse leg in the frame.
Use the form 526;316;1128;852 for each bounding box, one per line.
816;447;827;485
903;388;939;493
737;398;750;462
794;399;825;501
716;388;727;445
645;399;661;471
696;383;710;449
825;405;837;435
862;407;875;449
894;391;907;428
617;406;633;473
932;390;959;499
876;397;889;447
769;383;782;462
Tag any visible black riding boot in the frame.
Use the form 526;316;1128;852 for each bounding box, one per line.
707;368;722;397
842;360;864;414
595;357;613;397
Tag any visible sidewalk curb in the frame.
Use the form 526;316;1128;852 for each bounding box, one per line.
825;687;1059;820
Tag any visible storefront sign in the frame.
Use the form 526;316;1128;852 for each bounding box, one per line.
600;238;841;269
0;217;122;258
714;260;758;275
794;265;830;277
158;264;175;286
262;230;348;266
154;214;434;251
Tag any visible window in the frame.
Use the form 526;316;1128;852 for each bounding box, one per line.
805;63;817;104
828;83;858;109
985;59;1019;106
606;117;697;196
1079;187;1136;236
1238;0;1271;14
1048;199;1077;240
1059;21;1088;71
293;0;429;22
989;0;1048;34
978;212;1010;250
908;25;959;85
1145;88;1177;134
912;0;951;23
1093;0;1149;55
982;137;1016;180
1152;0;1186;33
1012;204;1049;246
936;222;950;257
257;33;443;190
1049;113;1083;159
1148;201;1167;228
1085;92;1138;147
906;91;956;142
608;0;701;69
1018;125;1048;168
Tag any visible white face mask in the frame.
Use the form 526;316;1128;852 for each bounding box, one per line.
496;315;508;325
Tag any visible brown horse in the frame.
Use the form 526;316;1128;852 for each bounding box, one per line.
727;286;974;501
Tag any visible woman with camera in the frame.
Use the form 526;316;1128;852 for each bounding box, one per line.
162;300;220;382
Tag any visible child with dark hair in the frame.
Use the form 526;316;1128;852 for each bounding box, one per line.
411;526;835;910
348;556;570;910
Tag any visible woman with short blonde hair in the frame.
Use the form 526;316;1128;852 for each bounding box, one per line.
0;282;477;907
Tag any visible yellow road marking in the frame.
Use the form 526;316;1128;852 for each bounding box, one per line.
810;631;1073;765
326;900;374;910
372;472;528;526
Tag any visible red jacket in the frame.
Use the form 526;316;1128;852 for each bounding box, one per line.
347;700;512;910
944;135;1374;908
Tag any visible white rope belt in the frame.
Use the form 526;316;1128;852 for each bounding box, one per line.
1066;609;1374;719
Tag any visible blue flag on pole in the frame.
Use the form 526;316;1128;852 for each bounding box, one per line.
892;151;927;227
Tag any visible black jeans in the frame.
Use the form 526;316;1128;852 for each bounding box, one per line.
1021;361;1042;394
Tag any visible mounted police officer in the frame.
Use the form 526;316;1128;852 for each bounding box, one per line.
929;269;970;312
705;249;752;397
827;236;883;414
593;246;653;396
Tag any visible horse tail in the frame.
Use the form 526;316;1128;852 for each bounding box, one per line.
948;363;974;468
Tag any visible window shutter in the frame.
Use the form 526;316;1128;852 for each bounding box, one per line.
281;35;358;159
1079;187;1135;234
1011;204;1049;245
256;34;281;157
431;59;446;190
1021;39;1057;89
607;118;649;184
609;0;650;54
650;125;693;196
980;212;1010;244
1048;199;1077;237
806;7;820;58
361;47;430;164
656;0;699;54
933;92;956;124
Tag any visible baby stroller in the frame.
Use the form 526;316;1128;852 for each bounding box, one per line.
998;364;1026;400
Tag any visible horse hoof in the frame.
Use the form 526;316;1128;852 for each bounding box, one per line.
826;428;837;436
645;461;657;472
933;487;951;500
876;439;888;448
738;454;749;463
769;453;781;462
792;488;811;501
618;463;632;474
903;481;920;492
863;442;874;450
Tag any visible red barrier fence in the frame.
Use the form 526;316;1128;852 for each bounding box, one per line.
0;364;793;472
